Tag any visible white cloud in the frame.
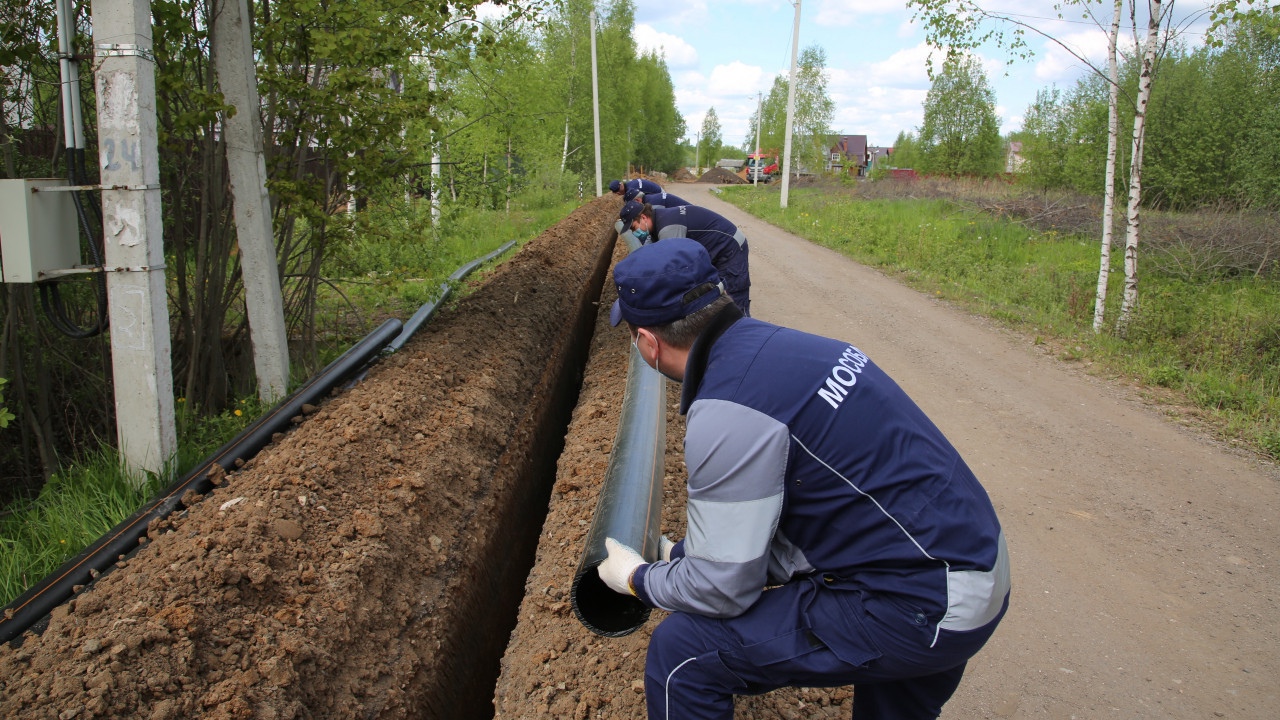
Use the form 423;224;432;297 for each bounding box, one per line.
635;26;700;68
815;0;910;26
707;62;769;96
863;43;935;88
1033;29;1113;82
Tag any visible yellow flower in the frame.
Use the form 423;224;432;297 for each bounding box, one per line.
234;409;243;417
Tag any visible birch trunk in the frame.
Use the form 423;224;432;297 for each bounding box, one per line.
1117;0;1167;335
561;33;577;174
1093;0;1123;333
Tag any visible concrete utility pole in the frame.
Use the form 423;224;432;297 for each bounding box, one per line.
780;0;801;209
212;0;289;403
91;0;176;482
753;92;762;187
589;10;602;197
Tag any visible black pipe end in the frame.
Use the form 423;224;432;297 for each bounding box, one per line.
570;564;650;638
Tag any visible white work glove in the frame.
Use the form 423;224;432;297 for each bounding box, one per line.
599;538;646;596
660;535;675;562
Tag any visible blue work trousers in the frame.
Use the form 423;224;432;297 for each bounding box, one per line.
644;578;1007;720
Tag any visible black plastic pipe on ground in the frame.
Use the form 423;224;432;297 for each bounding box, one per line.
349;240;519;387
391;240;518;353
0;318;404;646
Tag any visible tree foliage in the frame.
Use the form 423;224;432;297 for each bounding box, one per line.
1017;10;1280;210
748;45;835;175
918;54;1003;177
698;107;723;166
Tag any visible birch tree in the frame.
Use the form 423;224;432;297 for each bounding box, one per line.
1117;0;1172;333
1095;0;1122;333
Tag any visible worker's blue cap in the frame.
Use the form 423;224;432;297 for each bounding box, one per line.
609;180;623;193
610;238;722;327
623;186;643;202
619;200;645;227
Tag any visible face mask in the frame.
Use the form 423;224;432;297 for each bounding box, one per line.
632;228;650;243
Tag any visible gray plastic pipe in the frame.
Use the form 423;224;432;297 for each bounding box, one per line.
570;231;669;637
570;347;668;636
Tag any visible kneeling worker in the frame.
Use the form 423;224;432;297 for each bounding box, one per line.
599;238;1011;720
619;200;751;316
624;185;692;209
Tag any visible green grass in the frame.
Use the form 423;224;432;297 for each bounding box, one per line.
309;199;578;366
0;396;267;606
1;196;579;608
719;184;1280;461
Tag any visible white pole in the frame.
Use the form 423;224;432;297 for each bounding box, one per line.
694;131;700;177
91;0;177;482
212;0;289;403
590;10;602;197
55;0;83;158
753;92;762;187
429;66;441;223
780;0;801;209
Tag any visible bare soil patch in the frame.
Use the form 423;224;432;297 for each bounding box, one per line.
697;167;747;184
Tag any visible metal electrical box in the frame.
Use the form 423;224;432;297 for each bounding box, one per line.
0;178;82;283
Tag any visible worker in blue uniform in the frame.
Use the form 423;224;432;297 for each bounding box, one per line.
624;185;692;209
598;238;1010;720
619;200;750;316
610;178;664;197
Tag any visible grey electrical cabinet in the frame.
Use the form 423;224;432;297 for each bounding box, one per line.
0;178;82;283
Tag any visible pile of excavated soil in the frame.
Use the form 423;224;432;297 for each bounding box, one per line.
0;197;619;719
671;167;697;183
697;166;748;184
491;241;854;719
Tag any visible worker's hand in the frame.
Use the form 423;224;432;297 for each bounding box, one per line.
660;535;675;562
598;538;645;596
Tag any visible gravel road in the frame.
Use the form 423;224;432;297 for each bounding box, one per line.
683;182;1279;719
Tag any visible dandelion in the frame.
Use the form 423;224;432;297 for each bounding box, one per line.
234;409;243;417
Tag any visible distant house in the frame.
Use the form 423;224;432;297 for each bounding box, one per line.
717;159;744;170
827;134;869;176
868;146;892;170
1006;141;1026;173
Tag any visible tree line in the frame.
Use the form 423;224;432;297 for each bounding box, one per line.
0;0;685;491
1016;13;1279;211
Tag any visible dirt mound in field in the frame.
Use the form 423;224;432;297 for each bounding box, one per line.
0;196;621;719
697;166;748;184
671;167;697;182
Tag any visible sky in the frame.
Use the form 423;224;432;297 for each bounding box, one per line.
629;0;1219;151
